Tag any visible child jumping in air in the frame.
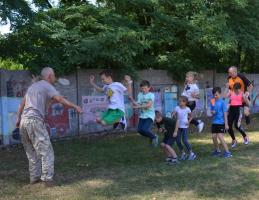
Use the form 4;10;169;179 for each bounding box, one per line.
89;70;133;127
173;96;197;160
155;111;179;165
210;87;232;158
224;82;250;148
182;71;204;133
130;80;159;147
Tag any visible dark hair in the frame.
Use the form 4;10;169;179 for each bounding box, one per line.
99;69;113;78
140;80;150;87
233;82;241;90
155;110;162;118
179;95;188;102
212;87;221;95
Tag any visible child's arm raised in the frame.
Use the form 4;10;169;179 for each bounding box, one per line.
223;83;230;99
89;75;105;92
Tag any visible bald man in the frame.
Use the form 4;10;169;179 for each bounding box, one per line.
227;66;253;124
16;67;82;187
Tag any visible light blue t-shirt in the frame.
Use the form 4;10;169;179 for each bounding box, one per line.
210;98;227;125
137;92;155;121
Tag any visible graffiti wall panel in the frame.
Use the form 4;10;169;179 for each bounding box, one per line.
46;101;78;137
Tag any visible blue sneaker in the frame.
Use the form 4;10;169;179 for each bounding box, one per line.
188;152;197;161
223;151;232;158
211;150;221;157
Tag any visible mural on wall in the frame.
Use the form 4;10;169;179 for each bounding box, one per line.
46;101;77;137
251;84;259;113
6;77;28;97
149;87;163;112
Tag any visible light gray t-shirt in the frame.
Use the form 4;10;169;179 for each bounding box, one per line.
22;80;59;120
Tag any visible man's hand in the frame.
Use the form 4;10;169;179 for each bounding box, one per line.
90;75;95;84
173;132;177;138
74;105;83;114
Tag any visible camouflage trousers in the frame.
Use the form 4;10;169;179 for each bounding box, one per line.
20;118;54;182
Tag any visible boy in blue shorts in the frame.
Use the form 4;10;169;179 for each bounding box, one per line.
210;87;232;158
90;70;133;126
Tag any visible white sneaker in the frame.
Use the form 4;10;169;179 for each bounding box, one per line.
198;121;204;133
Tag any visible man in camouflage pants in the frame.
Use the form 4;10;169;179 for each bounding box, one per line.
16;67;82;187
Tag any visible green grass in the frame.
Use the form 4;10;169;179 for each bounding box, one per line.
1;131;259;200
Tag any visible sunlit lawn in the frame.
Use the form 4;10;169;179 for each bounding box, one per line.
1;129;259;200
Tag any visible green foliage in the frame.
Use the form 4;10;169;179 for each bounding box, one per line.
0;0;258;79
0;58;25;70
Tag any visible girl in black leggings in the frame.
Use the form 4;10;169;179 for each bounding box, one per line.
225;83;249;148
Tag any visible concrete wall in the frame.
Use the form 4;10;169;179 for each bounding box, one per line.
1;68;259;146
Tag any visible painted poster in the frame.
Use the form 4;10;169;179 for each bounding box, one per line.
251;84;259;113
82;96;108;124
46;101;74;137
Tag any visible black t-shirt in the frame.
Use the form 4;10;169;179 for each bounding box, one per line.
156;117;176;138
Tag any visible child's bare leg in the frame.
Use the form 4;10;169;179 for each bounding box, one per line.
165;144;177;158
212;133;220;151
217;133;229;152
161;143;171;157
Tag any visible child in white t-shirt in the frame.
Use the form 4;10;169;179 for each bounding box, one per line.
173;96;197;161
182;71;204;133
90;70;133;126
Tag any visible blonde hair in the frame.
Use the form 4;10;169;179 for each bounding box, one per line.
186;71;199;82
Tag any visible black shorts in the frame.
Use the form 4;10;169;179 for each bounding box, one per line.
187;101;196;111
211;124;226;134
162;136;176;146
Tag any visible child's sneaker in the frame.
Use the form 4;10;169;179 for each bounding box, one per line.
188;152;197;160
211;150;221;157
180;153;187;160
198;121;205;133
244;136;249;145
231;140;237;148
223;151;232;158
167;158;179;165
165;157;172;162
152;135;159;147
